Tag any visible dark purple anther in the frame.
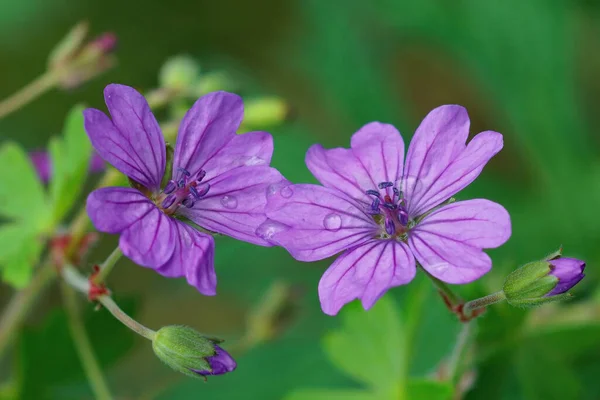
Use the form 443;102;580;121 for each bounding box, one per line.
196;183;210;198
378;181;393;189
366;190;380;198
182;197;195;208
178;179;186;188
385;219;395;235
371;198;380;212
161;194;177;209
382;203;396;210
189;186;200;199
178;167;191;177
399;209;409;226
163;180;177;195
393;187;400;198
195;169;206;182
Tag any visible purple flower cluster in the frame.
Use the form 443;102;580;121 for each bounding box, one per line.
84;84;284;295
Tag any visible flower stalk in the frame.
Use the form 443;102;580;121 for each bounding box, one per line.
93;246;123;284
0;72;58;119
462;291;507;317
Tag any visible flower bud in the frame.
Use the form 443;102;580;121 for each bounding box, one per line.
159;55;200;92
152;325;236;379
241;97;289;131
503;249;586;308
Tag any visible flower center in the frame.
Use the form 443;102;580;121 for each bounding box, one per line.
366;181;413;240
156;167;210;215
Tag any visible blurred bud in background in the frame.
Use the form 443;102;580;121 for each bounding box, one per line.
30;150;105;183
503;248;586;308
159;55;200;93
48;22;117;90
240;97;289;132
152;325;236;380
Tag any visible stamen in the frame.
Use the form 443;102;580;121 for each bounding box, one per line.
189;186;200;199
366;190;380;197
399;209;409;226
178;179;186;188
195;183;210;197
177;167;191;177
371;198;380;211
195;169;206;182
378;181;393;189
161;194;176;209
182;197;195;208
382;203;396;210
385;219;395;235
393;187;400;199
163;180;177;194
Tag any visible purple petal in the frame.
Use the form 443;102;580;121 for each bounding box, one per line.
119;204;177;272
547;257;586;296
201;130;274;181
264;184;378;261
86;187;156;234
195;345;237;376
173;92;244;179
84;84;166;191
408;199;511;284
89;152;106;173
30;151;51;183
179;165;285;246
403;105;495;216
306;122;405;202
318;240;416;315
156;221;217;295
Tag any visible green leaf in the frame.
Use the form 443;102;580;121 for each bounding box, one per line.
285;389;378;400
0;142;50;228
1;236;43;288
49;104;92;223
407;379;453;400
323;295;405;393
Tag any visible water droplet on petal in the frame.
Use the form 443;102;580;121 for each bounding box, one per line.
430;263;449;275
255;220;287;242
280;186;293;198
244;156;265;166
220;195;238;209
323;213;342;231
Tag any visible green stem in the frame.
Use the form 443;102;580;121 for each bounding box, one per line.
0;263;55;357
421;267;462;307
446;322;473;383
463;291;507;316
62;265;156;341
60;281;113;400
0;72;57;119
94;247;123;284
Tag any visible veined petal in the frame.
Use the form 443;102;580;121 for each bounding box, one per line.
306;122;405;202
86;187;155;234
179;165;285;246
318;240;416;316
409;199;511;284
264;184;378;261
84;84;165;191
173;92;243;178
119;205;177;272
402;105;470;216
156;221;217;296
201;130;274;181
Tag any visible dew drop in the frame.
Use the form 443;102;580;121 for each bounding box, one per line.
220;195;238;209
280;186;293;198
255;220;287;242
323;213;342;231
244;156;265;166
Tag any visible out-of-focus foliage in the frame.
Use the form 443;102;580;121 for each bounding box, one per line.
0;0;599;399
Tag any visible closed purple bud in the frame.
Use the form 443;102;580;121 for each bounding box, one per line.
194;345;237;376
546;258;586;296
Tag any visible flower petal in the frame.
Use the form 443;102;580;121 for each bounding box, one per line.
156;221;217;296
264;184;377;261
84;84;165;191
179;165;285;246
201;130;274;180
409;199;511;283
318;240;416;315
173;92;243;178
306;122;405;202
119;205;177;271
86;187;155;234
403;105;503;216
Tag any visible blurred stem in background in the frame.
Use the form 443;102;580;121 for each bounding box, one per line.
93;246;123;284
60;280;113;400
0;72;58;119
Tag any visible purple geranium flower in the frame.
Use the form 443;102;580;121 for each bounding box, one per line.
84;84;284;295
263;105;511;315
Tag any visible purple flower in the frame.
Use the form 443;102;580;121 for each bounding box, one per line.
547;257;585;296
84;84;284;295
30;151;105;183
263;106;511;315
195;345;237;376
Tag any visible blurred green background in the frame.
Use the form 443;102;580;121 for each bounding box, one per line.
1;0;600;399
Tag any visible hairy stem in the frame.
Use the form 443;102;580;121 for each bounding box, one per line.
0;72;57;119
446;322;473;383
94;246;123;284
60;281;113;400
463;291;507;316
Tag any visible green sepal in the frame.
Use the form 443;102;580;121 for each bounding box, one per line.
503;260;552;297
161;143;175;189
152;325;218;379
544;246;563;261
507;293;573;309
